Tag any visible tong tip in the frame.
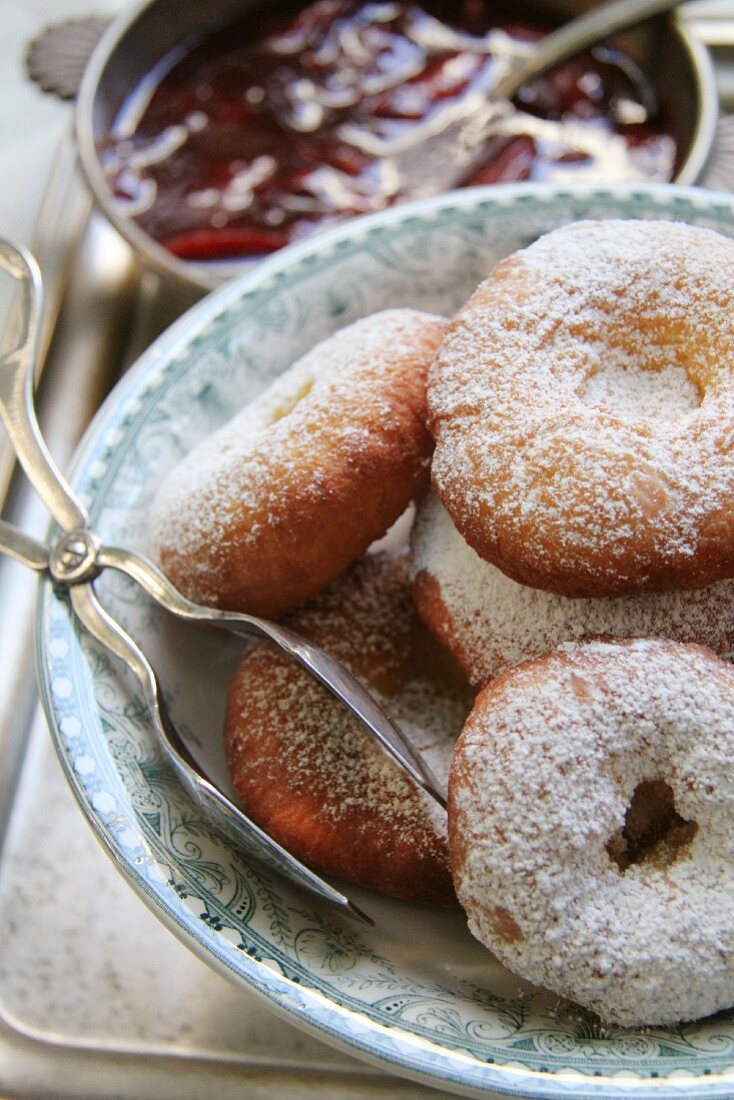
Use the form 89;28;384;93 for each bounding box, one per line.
346;899;375;926
427;784;448;813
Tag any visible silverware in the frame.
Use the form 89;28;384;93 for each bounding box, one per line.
391;0;716;197
0;239;447;925
495;0;694;100
0;137;144;855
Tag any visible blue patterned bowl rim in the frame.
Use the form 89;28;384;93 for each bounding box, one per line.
35;182;734;1100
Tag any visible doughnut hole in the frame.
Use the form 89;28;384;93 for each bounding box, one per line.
606;780;698;872
448;637;734;1026
579;362;701;421
429;221;734;598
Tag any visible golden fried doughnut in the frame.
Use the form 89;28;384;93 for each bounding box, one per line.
153;309;445;617
224;549;471;905
449;638;734;1026
429;220;734;598
411;490;734;687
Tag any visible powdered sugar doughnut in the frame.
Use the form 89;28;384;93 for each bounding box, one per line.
225;549;471;905
411;491;734;687
429;220;734;598
153;309;445;617
449;638;734;1026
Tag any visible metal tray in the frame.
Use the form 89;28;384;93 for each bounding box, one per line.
3;9;734;1097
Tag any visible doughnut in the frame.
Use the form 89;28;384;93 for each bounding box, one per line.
152;309;445;617
224;549;472;905
428;219;734;598
449;637;734;1026
411;490;734;687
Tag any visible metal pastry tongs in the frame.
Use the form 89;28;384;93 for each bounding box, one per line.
0;240;447;925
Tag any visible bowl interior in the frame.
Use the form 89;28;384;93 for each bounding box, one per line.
38;184;734;1100
75;0;716;301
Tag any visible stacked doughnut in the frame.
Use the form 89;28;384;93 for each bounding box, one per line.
416;219;734;686
421;220;734;1026
153;220;734;1027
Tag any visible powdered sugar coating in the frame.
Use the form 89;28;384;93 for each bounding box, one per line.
411;491;734;686
449;638;734;1026
429;219;734;597
152;308;444;616
579;361;699;420
225;550;472;905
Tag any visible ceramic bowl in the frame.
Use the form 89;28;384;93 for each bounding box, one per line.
74;0;718;307
38;183;734;1099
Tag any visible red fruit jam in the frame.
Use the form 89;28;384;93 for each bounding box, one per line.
99;0;677;263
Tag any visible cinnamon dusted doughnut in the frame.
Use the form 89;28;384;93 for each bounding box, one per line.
224;549;471;905
153;309;445;617
449;638;734;1026
411;490;734;687
429;220;734;598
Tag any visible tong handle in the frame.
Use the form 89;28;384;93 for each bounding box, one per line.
0;517;49;571
97;544;447;807
0;242;88;532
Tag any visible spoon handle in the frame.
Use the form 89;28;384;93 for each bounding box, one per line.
494;0;682;101
0;517;49;571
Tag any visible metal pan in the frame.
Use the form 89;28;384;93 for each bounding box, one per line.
75;0;718;306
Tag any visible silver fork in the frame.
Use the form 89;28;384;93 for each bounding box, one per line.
0;240;447;925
